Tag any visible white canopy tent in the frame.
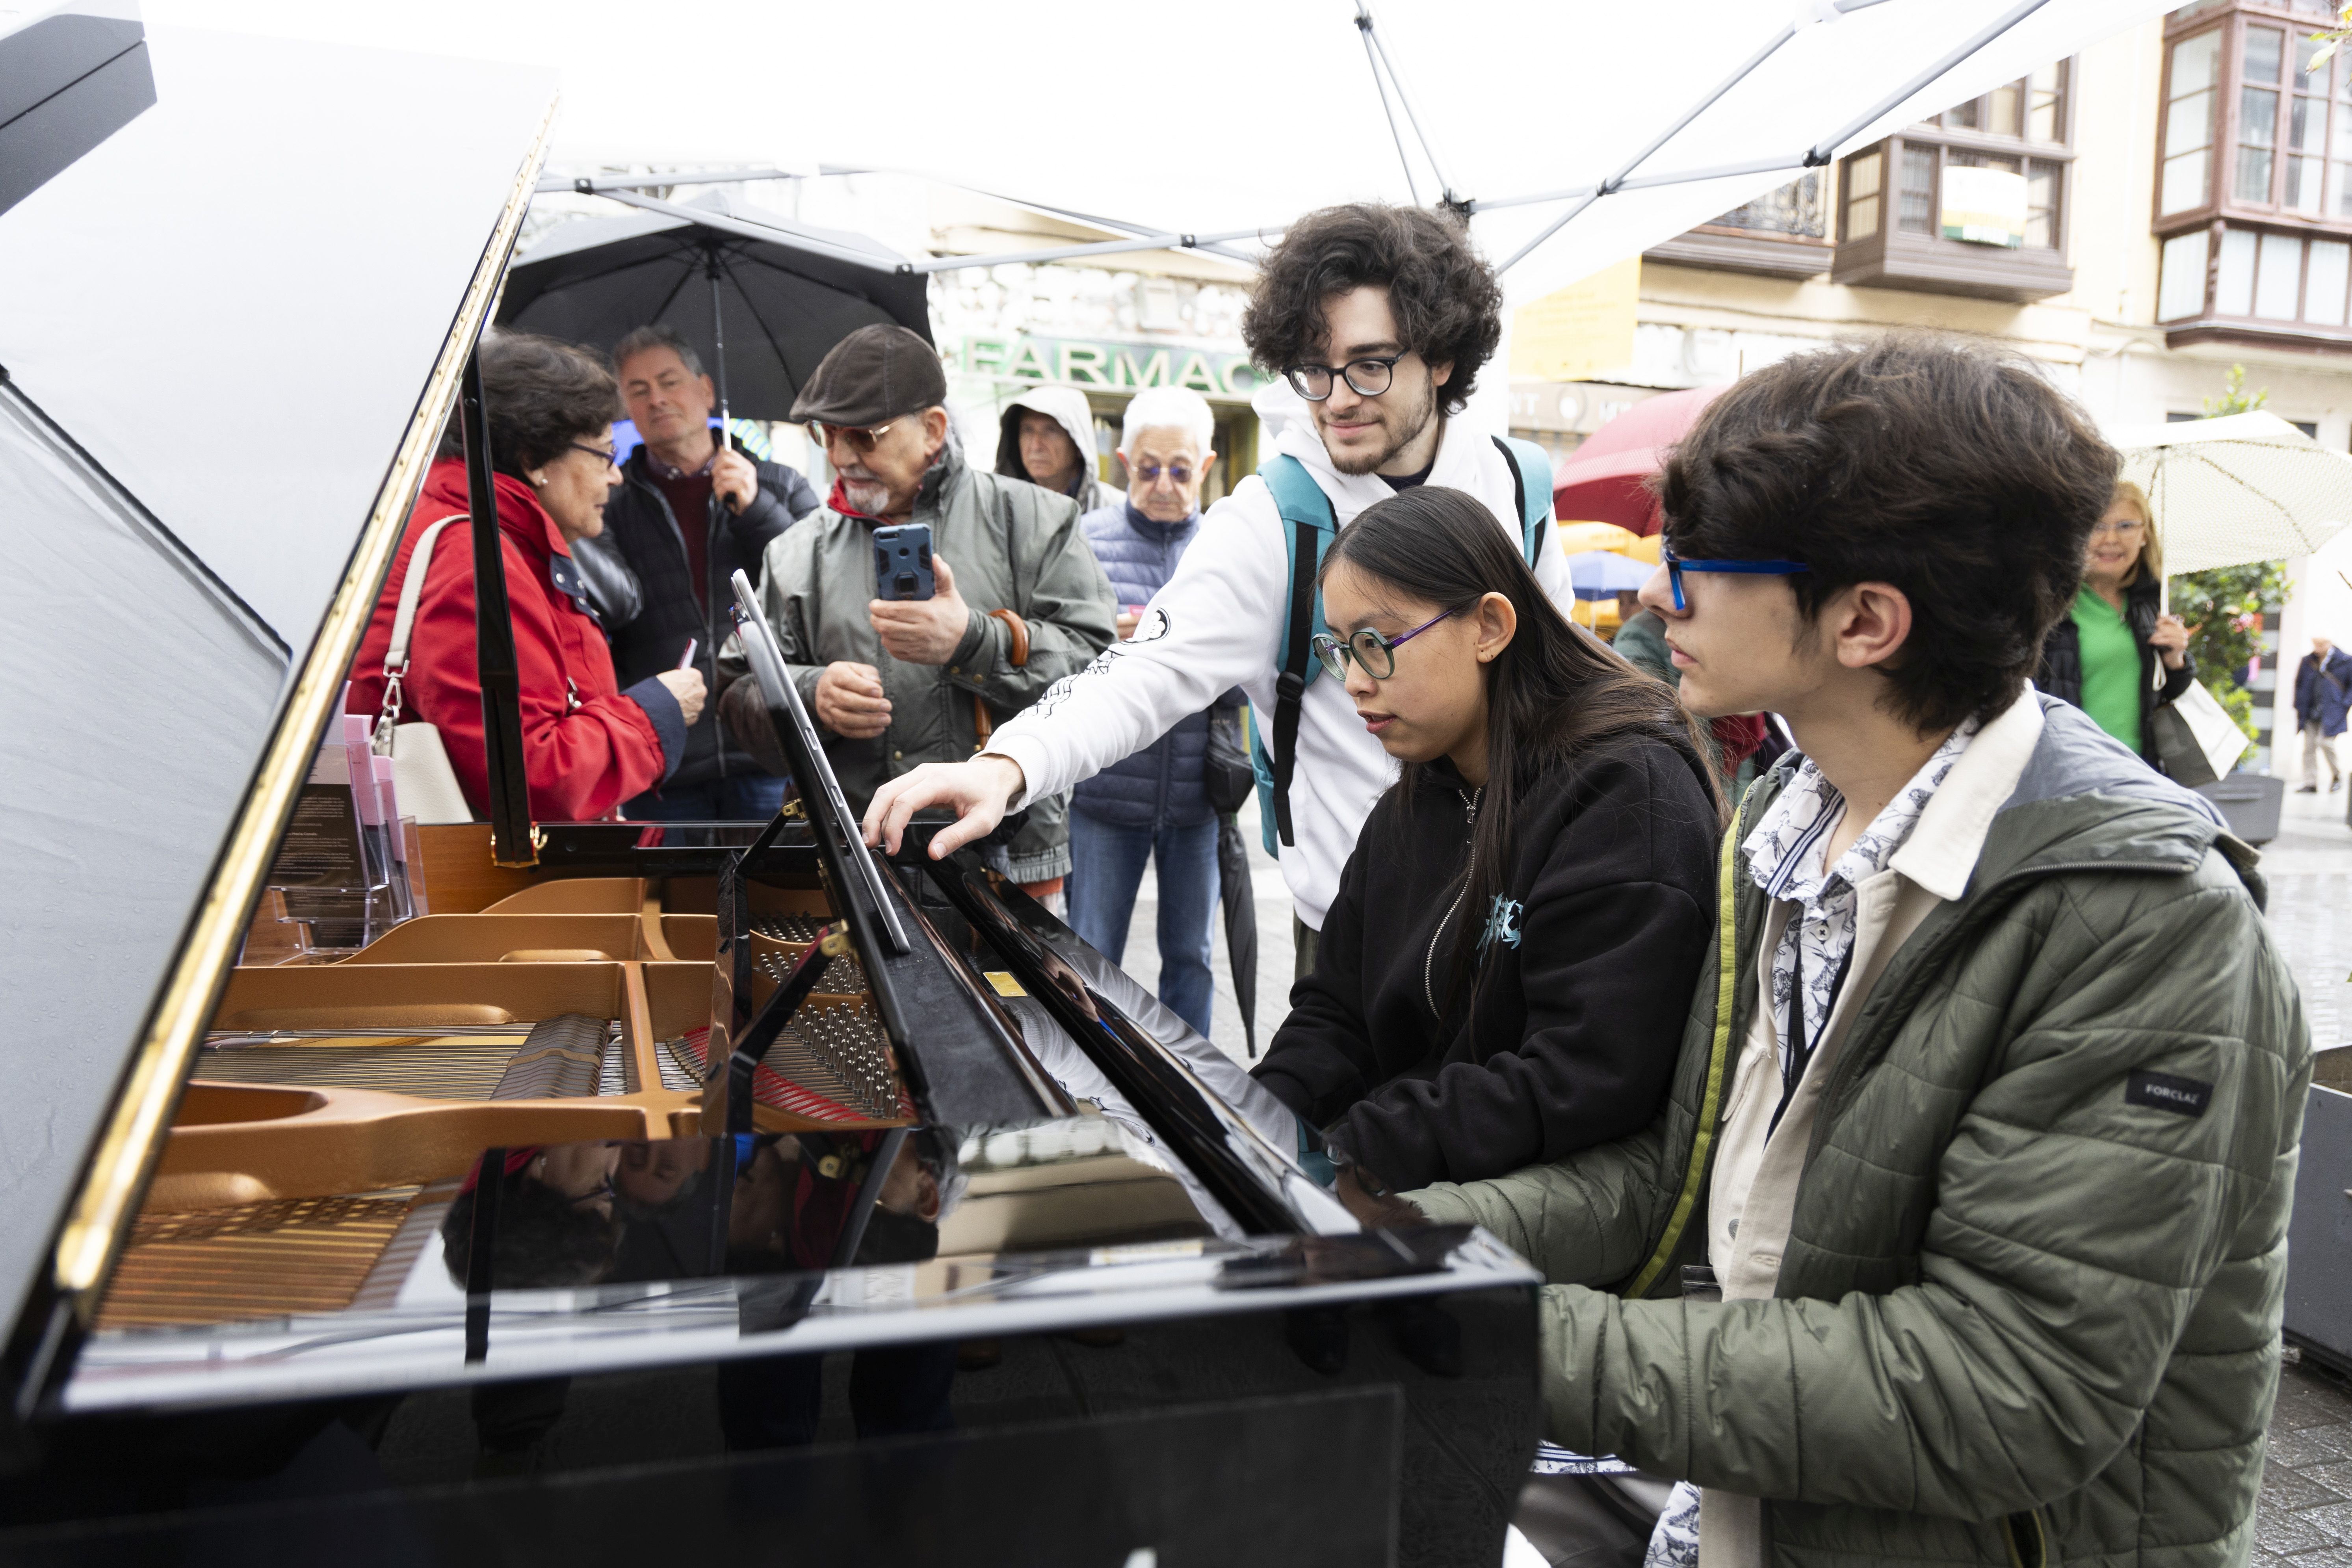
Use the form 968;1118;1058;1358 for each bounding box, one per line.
734;0;2181;312
170;0;2175;314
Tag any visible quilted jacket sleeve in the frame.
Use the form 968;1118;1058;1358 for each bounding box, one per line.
1529;861;2308;1520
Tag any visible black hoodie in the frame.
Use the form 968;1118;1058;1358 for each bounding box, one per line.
1252;731;1718;1193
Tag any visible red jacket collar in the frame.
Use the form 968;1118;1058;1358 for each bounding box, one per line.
419;458;570;560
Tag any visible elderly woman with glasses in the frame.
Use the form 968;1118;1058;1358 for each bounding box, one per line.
347;331;704;822
2035;480;2194;769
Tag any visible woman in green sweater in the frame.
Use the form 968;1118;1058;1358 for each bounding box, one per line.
2036;479;2195;766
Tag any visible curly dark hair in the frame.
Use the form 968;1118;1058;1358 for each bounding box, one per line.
1655;334;2118;733
1241;204;1502;416
436;329;621;481
439;1159;618;1289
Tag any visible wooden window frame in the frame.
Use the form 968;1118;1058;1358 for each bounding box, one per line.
1644;171;1836;279
2157;3;2352;240
1828;67;2077;303
2158;219;2352;346
2157;2;2352;349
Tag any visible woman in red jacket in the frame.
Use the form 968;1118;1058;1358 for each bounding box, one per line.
349;333;704;821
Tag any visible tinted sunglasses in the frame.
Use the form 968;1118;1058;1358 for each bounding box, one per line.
810;420;897;455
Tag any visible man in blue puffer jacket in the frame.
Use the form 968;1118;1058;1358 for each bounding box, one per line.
1069;387;1239;1037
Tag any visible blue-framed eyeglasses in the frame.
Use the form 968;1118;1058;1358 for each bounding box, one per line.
1661;545;1810;612
1311;609;1453;680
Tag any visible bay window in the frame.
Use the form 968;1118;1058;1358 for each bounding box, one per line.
1828;62;2075;301
2156;4;2352;347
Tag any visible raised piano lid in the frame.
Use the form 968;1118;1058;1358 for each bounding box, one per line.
0;11;557;1410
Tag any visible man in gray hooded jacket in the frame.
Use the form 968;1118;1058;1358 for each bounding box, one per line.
721;326;1116;897
996;385;1125;514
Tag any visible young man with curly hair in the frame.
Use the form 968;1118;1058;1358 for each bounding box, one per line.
1385;336;2311;1568
862;203;1576;977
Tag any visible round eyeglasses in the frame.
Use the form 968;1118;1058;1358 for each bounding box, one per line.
1310;609;1453;680
1283;355;1405;402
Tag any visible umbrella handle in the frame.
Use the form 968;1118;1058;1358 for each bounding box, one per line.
705;250;734;510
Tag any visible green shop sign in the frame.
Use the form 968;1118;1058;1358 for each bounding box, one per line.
960;335;1260;399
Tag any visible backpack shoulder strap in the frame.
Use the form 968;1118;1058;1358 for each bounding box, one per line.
1255;454;1338;851
1490;434;1555;566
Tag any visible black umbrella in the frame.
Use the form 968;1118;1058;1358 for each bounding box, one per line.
1217;814;1260;1057
497;193;931;422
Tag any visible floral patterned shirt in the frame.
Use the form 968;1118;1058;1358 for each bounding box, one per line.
1647;719;1976;1568
1743;720;1977;1083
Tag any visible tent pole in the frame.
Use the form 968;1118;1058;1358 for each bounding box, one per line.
459;345;537;869
1354;0;1457;204
1499;16;1806;272
903;225;1273;275
1354;6;1421;204
1806;0;2056;163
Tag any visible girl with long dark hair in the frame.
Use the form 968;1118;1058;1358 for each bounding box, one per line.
1251;486;1721;1200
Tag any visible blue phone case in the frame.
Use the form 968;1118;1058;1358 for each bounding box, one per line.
872;524;935;601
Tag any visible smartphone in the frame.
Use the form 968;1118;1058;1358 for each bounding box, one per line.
872;523;935;601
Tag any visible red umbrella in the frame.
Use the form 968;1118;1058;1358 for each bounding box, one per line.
1550;385;1726;537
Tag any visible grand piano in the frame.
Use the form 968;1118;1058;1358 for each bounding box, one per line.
0;11;1539;1563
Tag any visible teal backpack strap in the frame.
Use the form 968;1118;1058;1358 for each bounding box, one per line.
1250;454;1338;852
1491;434;1555;566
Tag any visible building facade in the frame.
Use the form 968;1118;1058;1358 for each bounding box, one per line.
1511;1;2352;775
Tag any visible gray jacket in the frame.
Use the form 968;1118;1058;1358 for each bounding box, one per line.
721;440;1116;882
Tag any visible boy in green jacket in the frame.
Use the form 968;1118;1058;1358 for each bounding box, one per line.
1377;336;2311;1567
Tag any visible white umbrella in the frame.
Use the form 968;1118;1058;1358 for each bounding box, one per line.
2109;412;2352;576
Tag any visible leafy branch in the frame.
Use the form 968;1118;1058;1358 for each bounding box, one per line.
2307;5;2352;72
2167;367;2278;759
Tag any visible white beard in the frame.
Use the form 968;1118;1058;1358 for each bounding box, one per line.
839;474;892;515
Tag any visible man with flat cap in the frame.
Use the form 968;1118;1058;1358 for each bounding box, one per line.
720;324;1116;908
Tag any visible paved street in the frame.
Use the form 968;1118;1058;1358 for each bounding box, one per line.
2253;783;2352;1563
2264;783;2352;1055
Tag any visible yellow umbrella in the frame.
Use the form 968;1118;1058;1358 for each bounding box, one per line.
1556;521;1641;556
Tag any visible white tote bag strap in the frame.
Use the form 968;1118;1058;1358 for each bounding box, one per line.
373;516;465;752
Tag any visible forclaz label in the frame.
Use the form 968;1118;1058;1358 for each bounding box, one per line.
2125;1069;2213;1118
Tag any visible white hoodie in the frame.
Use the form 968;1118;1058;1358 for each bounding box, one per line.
987;396;1578;928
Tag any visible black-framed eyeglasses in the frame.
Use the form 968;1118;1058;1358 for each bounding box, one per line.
1284;354;1406;402
568;442;619;470
1661;545;1810;613
1132;462;1194;485
1311;609;1453;680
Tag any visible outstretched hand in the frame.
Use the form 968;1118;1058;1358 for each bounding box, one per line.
862;754;1027;858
